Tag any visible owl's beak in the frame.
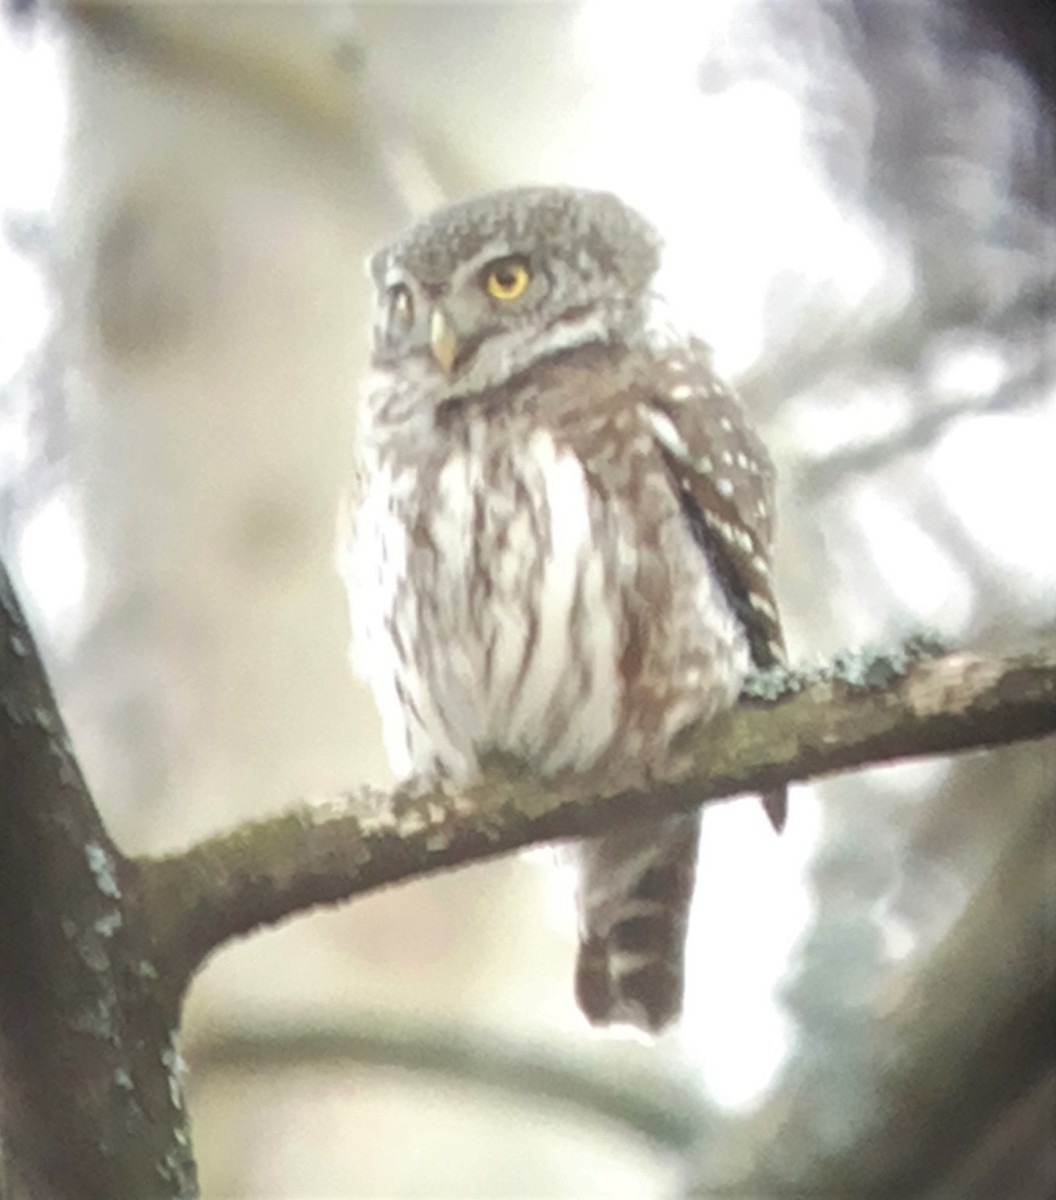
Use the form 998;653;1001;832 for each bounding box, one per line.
429;308;459;375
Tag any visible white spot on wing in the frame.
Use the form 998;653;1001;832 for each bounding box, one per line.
748;593;779;620
641;406;690;459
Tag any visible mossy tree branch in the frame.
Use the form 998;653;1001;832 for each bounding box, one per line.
139;636;1056;998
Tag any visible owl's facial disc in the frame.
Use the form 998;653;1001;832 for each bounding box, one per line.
370;187;662;391
376;248;546;378
425;254;536;375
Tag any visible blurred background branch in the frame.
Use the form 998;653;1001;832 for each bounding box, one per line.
187;1016;714;1152
689;754;1056;1197
798;353;1051;497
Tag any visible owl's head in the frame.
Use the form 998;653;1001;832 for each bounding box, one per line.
368;187;661;397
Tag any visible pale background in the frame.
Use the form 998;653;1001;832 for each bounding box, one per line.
1;2;1053;1197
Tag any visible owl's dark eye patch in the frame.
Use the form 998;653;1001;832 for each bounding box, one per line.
386;284;414;334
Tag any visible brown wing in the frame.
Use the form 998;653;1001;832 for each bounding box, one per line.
641;335;788;829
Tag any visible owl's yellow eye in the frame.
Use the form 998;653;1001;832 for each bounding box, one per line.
483;257;531;301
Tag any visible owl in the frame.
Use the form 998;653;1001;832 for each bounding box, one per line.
347;186;786;1034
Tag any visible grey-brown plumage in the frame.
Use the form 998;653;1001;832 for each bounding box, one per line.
346;186;786;1033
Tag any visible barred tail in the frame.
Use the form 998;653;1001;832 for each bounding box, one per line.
574;812;701;1034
